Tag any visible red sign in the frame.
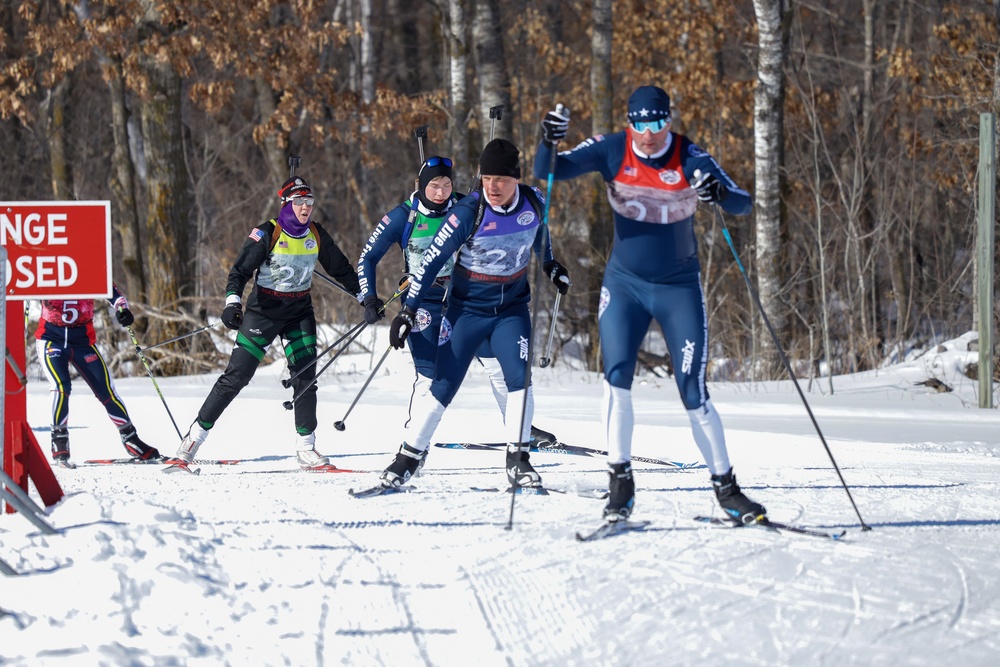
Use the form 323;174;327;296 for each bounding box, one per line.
1;201;112;300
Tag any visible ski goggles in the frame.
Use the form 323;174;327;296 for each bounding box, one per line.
630;117;669;134
290;196;315;207
425;156;453;168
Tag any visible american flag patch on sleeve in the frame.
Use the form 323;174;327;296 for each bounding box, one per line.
448;214;459;227
249;228;265;242
624;166;637;176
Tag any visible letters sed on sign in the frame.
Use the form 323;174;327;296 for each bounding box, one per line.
0;201;112;300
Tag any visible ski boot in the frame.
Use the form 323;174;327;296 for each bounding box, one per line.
167;422;209;465
119;424;161;460
530;425;558;448
602;462;635;522
506;444;542;487
380;443;424;488
712;467;766;525
51;426;75;468
295;432;331;468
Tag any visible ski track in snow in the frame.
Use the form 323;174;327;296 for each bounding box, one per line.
5;340;1000;665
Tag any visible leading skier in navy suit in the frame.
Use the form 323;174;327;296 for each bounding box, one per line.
534;85;767;525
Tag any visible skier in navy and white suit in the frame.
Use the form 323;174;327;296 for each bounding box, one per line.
534;85;768;525
378;139;571;490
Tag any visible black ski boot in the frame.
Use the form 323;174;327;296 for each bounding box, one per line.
51;426;73;468
119;424;161;460
380;443;424;488
530;425;558;448
506;444;542;487
603;462;635;522
711;467;766;525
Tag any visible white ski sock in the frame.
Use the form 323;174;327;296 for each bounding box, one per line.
687;399;730;475
478;356;508;413
503;388;534;444
602;381;634;464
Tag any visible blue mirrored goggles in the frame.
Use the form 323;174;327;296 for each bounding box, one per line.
425;156;453;168
630;117;669;134
290;196;315;206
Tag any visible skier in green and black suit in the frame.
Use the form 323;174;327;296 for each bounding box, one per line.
167;176;361;470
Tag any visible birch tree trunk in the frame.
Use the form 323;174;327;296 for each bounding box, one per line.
70;1;146;302
446;0;471;186
472;0;512;147
357;0;375;236
585;0;614;371
751;0;791;379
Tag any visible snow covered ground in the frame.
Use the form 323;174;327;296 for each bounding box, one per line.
2;329;1000;666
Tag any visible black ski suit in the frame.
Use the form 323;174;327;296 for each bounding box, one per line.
195;218;361;435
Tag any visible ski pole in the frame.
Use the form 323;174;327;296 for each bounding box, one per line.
508;104;568;530
539;292;561;368
281;278;410;408
314;271;359;298
707;191;870;531
282;321;370;410
414;125;428;163
124;325;183;439
333;344;393;431
142;322;222;351
475;105;504;187
536;104;570;371
280;319;367;389
542;104;568;227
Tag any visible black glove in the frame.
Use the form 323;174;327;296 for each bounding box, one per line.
543;260;571;295
389;307;416;350
363;295;385;325
221;303;244;330
692;170;727;204
541;108;569;145
115;307;134;327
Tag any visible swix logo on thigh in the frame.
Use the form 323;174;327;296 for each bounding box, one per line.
518;335;529;361
681;339;696;375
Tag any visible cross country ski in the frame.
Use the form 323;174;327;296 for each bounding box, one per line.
693;515;846;540
433;441;700;469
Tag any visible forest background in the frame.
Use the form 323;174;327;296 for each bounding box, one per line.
1;0;997;386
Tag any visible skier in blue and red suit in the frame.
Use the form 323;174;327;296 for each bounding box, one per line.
534;85;768;525
377;138;571;490
36;284;160;466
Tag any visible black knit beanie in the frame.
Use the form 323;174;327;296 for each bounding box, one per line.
478;139;521;179
416;156;454;212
